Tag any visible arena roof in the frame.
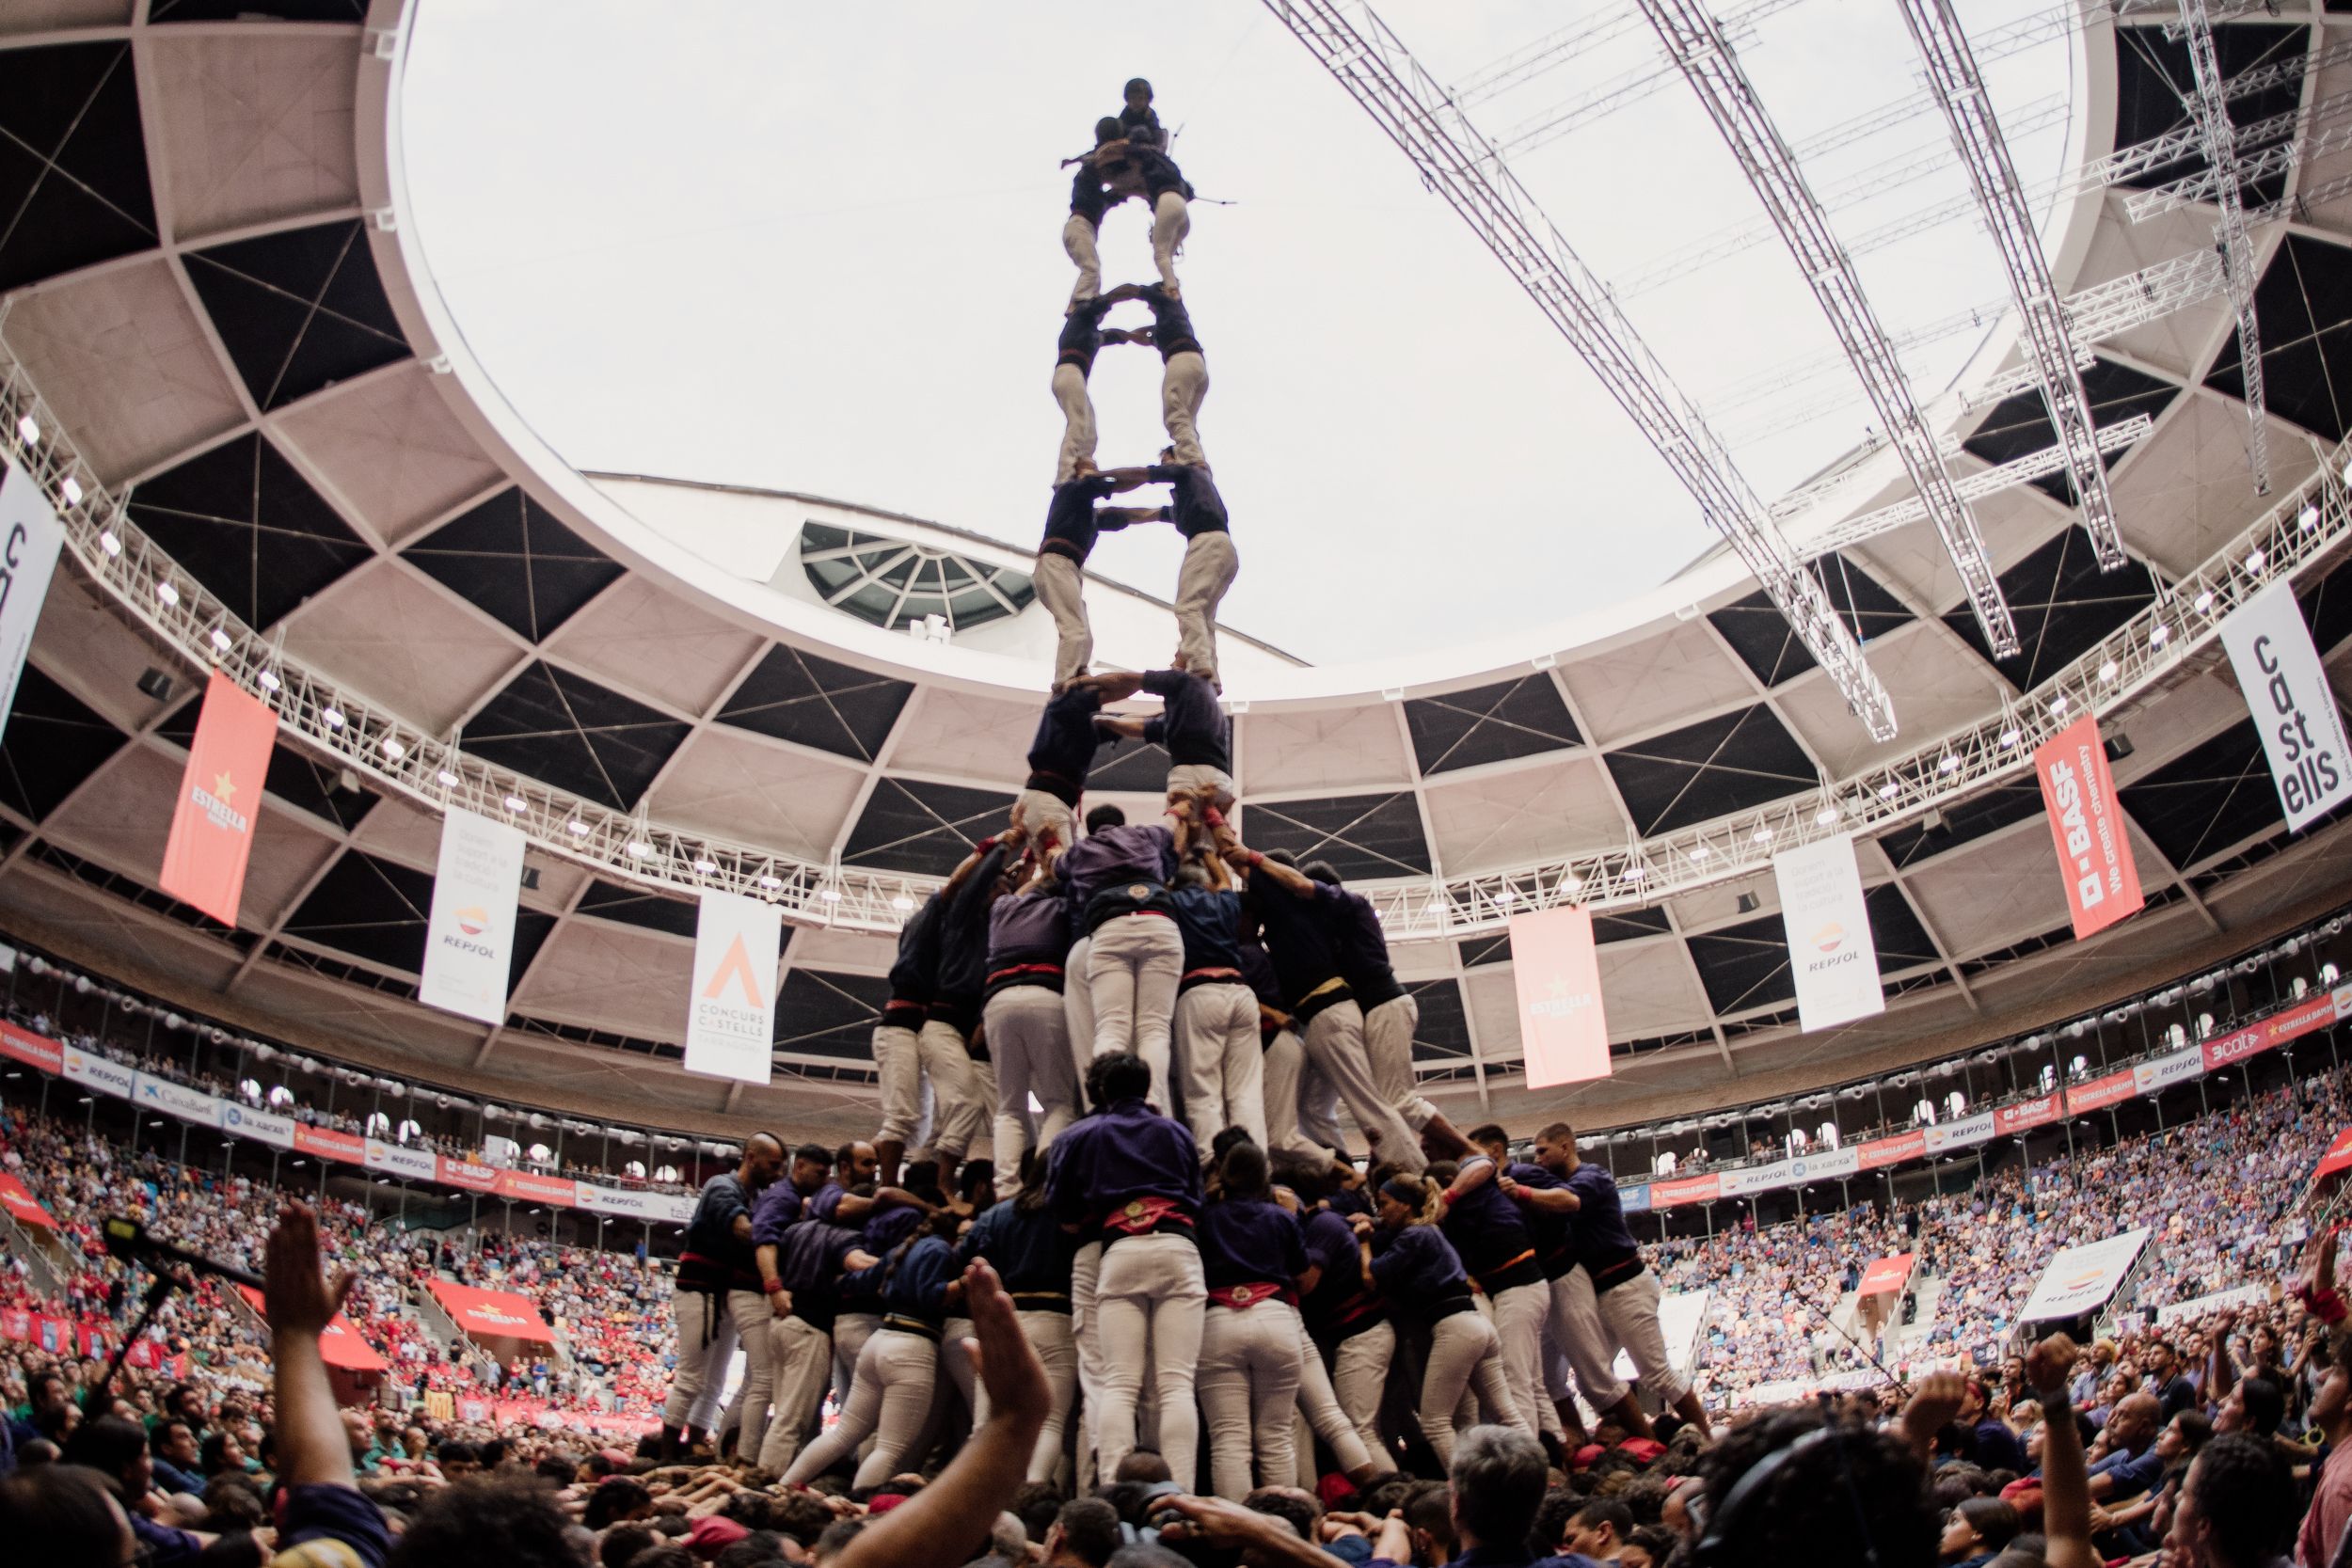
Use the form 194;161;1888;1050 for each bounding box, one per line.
0;0;2347;1143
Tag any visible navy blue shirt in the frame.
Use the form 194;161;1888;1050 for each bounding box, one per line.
836;1258;884;1314
1502;1161;1575;1278
776;1219;866;1332
1198;1196;1309;1293
1145;462;1228;538
1249;873;1349;1014
886;896;942;1009
958;1198;1080;1311
1025;686;1105;804
1057;295;1115;375
678;1172;757;1292
1327;889;1405;1009
1045;1100;1202;1236
931;843;1011;1027
1299;1208;1383;1340
863;1201;928;1255
1070;163;1115;225
1367;1223;1474;1326
882;1235;958;1329
1567;1163;1645;1289
1041;472;1122;563
1169;885;1243;974
1438;1158;1543;1289
750;1178;822;1251
1138;667;1230;773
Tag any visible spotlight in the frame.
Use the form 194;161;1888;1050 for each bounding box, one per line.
564;819;589;836
503;794;527;812
757;874;783;890
1735;891;1759;914
2301;503;2322;532
208;626;231;652
628;840;652;858
135;668;175;702
1998;726;2021;748
1876;781;1899;800
1751;825;1772;844
60;476;83;506
2097;659;2119;683
15;414;39;445
1937;754;1959;774
1689;846;1710;862
321;706;344;729
2193;589;2216;613
258;669;281;692
890;894;914;911
2151;624;2169;648
437;768;459;787
2246;547;2265;574
2048;693;2068;715
692;858;719;874
156;581;179;607
819;887;842;902
381;738;405;762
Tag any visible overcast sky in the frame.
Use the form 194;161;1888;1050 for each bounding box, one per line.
401;0;2073;666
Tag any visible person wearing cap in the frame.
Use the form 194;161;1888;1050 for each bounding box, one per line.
1035;468;1155;688
1015;672;1138;861
1431;1152;1555;1449
1091;663;1233;806
983;852;1081;1196
1045;1050;1207;1491
753;1213;882;1475
1057;801;1184;1107
1051;295;1148;485
1195;1138;1311;1499
1353;1173;1515;1466
1207;815;1426;1174
955;1150;1082;1483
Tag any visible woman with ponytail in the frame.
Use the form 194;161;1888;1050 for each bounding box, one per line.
1351;1171;1515;1466
783;1207;961;1487
1195;1137;1311;1498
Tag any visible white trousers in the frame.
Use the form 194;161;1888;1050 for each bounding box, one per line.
1331;1322;1395;1469
986;985;1078;1196
872;1022;923;1145
1171;531;1238;683
755;1314;834;1474
1070;1241;1104;1492
1421;1309;1513;1468
1064;212;1101;306
724;1288;778;1462
662;1288;738;1432
1151;189;1189;293
1486;1280;1557;1442
1175;982;1264;1155
1200;1300;1303;1500
1033;551;1091;688
1571;1268;1689;1405
1009;789;1076;858
1087;914;1184;1106
915;1019;987;1160
970;1308;1080;1483
1363;993;1438;1131
1302;1001;1425;1173
1161;349;1208;467
1052;361;1096;485
831;1311;879;1406
1295;1328;1375;1481
1549;1268;1629;1411
782;1327;937;1488
1092;1233;1207;1492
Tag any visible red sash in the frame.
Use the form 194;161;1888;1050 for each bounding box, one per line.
1102;1196;1191;1237
1207;1282;1291;1310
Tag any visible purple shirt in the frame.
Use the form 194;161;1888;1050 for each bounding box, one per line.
750;1177;822;1250
1299;1208;1383;1339
1367;1223;1472;1324
1059;821;1177;915
1438;1158;1542;1287
1044;1099;1202;1234
1198;1196;1309;1293
1567;1163;1644;1287
987;883;1071;977
1502;1161;1574;1276
1327;888;1405;1008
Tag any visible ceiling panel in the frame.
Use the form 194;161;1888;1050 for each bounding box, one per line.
884;687;1037;784
1403;674;1581;774
271;362;502;546
1961;357;2179;508
573;879;699;941
841;777;1015;875
1405;976;1471;1063
647;727;866;863
0;40;155;292
0;664;125;822
143;29;359;239
402;486;625;643
1941;524;2163;691
183;217;410;411
774;967;890;1060
2112;22;2306;204
2205;233;2352;444
1777;621;2007;780
540;577;764;719
1707;555;1912;689
150;0;366;18
2116;715;2289;871
2113;391;2323;579
1603;704;1818;836
509;920;692;1043
1898;823;2074;960
1876;778;2045;870
279;557;522;734
1594;938;1710;1042
1557;620;1757;746
1421;755;1626;876
126;430;371;628
1238;704;1412;794
462;660;692;812
717;642;911;763
1239;791;1432;880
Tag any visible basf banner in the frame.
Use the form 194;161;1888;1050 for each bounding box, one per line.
160;673;278;927
1772;834;1884;1032
1507;904;1611;1088
419;807;528;1025
0;457;64;747
2034;715;2143;940
684;890;781;1085
2021;1227;2152;1322
2220;580;2351;832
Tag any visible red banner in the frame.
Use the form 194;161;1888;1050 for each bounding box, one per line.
2204;995;2339;1072
236;1285;389;1370
1860;1131;1925;1169
427;1279;555;1344
1508;905;1612;1088
492;1170;578;1207
0;1307;26;1341
2065;1070;2136;1115
293;1123;364;1164
1649;1174;1721;1209
0;1021;61;1073
1858;1253;1915;1297
159;673;278;927
2315;1128;2352;1183
0;1172;55;1231
1994;1094;2062;1136
2034;715;2143;941
436;1156;502;1194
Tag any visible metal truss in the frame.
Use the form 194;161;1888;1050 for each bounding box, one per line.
1900;0;2125;570
0;350;928;938
2124;108;2352;220
1495;0;1804;156
1358;430;2352;939
1636;0;2021;657
1958;247;2231;414
1261;0;1899;739
1804;414;2153;555
1452;2;1655;108
2173;0;2270;496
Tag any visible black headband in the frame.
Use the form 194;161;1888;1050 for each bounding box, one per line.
1380;1176;1424;1206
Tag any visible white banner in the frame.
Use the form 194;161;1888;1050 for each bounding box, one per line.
1785;1146;1860;1183
2021;1227;2153;1322
684;890;781;1085
2220;579;2352;832
364;1139;437;1180
2132;1047;2204;1097
62;1046;135;1099
419;808;529;1025
577;1183;665;1219
1925;1111;1995;1153
2154;1284;2269;1326
0;457;66;749
134;1074;221;1128
1773;834;1884;1033
221;1102;294;1149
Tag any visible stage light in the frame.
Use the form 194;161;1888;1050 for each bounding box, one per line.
321;706;344;729
1689;846;1709;862
757;874;783;890
1937;754;1960;774
891;894;914;911
208;626;230;652
258;669;281;692
1998;726;2021;748
628;840;652;858
692;858;719;874
2048;693;2068;715
564;819;589;836
16;415;39;445
99;529;121;556
1876;781;1899;800
156;581;179;607
2302;503;2322;532
504;794;527;812
2150;624;2169;648
820;888;842;902
1814;805;1838;826
1751;825;1772;844
2193;589;2216;613
381;738;405;761
2098;659;2119;683
60;476;82;506
2246;547;2265;574
437;768;459;787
